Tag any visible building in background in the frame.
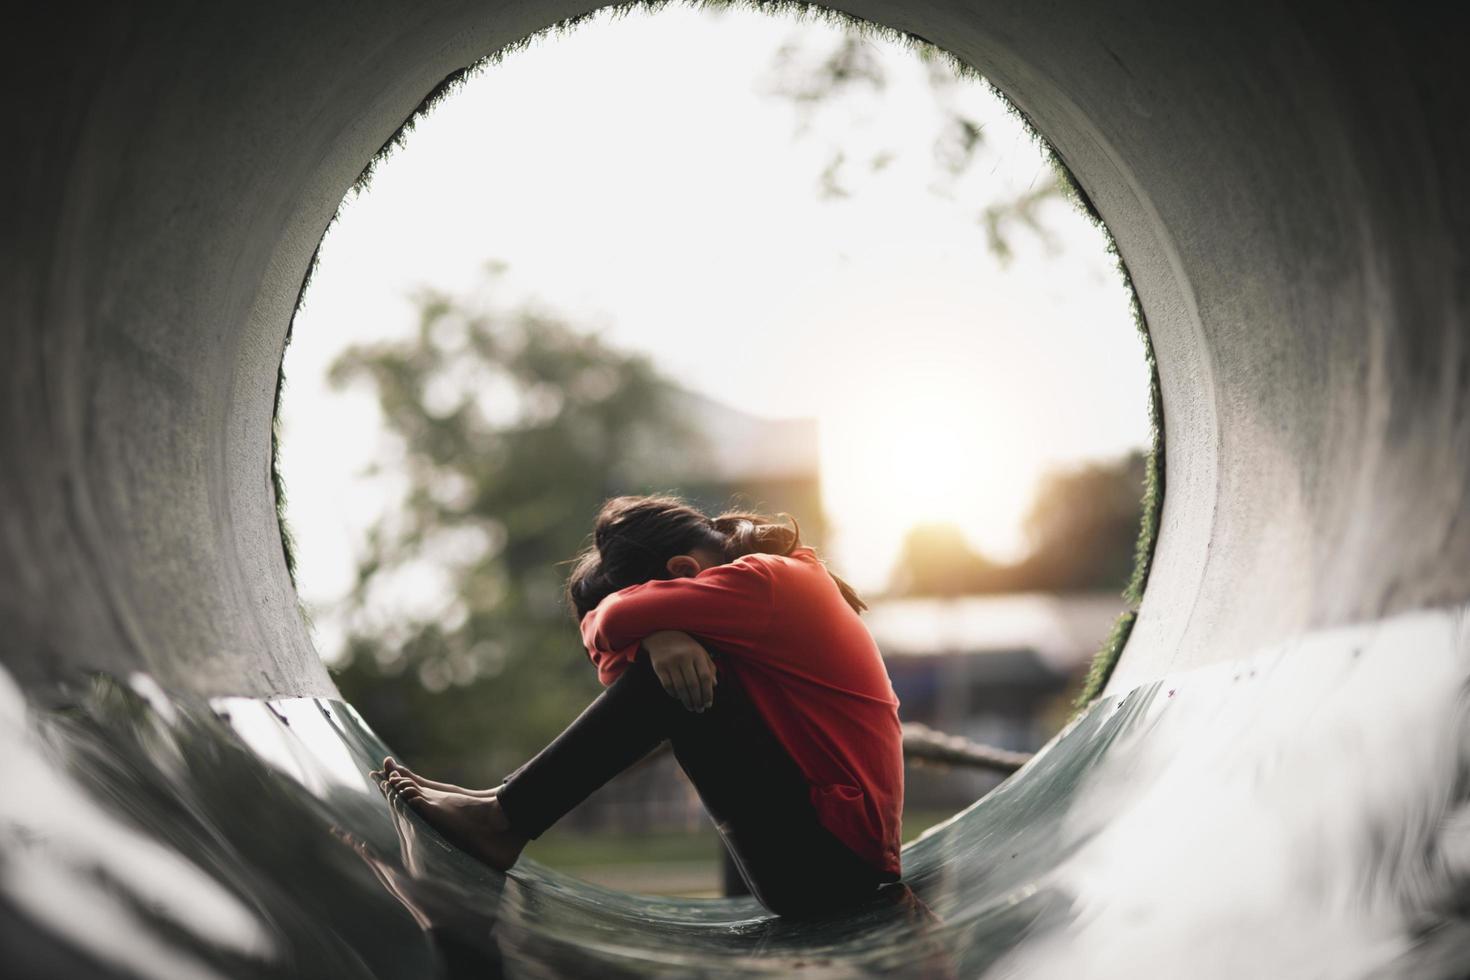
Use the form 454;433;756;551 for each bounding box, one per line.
652;387;826;544
867;592;1121;809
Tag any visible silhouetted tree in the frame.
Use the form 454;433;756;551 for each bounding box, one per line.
887;522;1004;597
1015;451;1146;593
889;451;1146;596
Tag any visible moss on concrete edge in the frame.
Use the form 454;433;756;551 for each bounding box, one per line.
271;237;321;593
963;79;1166;712
1068;201;1165;712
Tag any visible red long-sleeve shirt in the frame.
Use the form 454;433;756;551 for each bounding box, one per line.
579;546;904;877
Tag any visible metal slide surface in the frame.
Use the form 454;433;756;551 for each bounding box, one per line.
3;605;1466;977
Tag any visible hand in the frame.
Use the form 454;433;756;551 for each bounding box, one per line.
642;630;717;712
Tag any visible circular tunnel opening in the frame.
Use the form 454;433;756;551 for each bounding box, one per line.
14;1;1470;974
274;1;1160;898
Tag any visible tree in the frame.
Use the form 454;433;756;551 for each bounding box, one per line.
762;28;1068;262
1016;450;1146;593
887;522;1004;597
327;264;709;785
889;451;1146;597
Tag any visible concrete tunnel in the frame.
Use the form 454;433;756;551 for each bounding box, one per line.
4;1;1469;976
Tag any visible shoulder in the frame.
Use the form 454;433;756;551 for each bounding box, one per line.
723;548;814;572
736;546;819;569
600;552;773;604
687;551;789;592
709;552;780;582
718;547;822;585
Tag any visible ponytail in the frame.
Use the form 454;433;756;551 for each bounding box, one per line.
709;510;867;613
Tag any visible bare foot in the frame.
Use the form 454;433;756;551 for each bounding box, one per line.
376;770;527;872
377;756;499;798
383;772;466;808
379;771;508;816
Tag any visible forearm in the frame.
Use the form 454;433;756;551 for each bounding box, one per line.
587;627;701;677
593;601;699;652
580;561;774;656
591;598;758;656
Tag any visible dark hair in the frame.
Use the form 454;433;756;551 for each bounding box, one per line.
564;494;867;620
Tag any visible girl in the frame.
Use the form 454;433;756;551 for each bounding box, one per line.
376;494;904;917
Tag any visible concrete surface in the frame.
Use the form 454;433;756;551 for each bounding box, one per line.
2;1;1466;702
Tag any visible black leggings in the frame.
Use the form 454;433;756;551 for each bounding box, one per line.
496;650;889;917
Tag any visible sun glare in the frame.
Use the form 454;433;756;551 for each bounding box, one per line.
820;371;1036;588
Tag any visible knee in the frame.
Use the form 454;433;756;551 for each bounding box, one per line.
615;650;662;691
610;652;685;715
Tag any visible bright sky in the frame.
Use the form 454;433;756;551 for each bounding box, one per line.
280;4;1150;660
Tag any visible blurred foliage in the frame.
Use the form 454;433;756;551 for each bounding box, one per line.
763;30;1063;261
887;524;1006;597
889;450;1147;596
327;265;708;786
1023;450;1149;592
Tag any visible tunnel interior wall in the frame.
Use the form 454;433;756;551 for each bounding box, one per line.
2;1;1467;701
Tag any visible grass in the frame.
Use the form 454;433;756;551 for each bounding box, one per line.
522;806;970;881
1066;236;1164;712
267;0;1165;703
528;826;722;868
900;807;968;842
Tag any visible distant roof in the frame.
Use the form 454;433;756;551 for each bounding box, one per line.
669;387;818;481
862;593;1126;673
